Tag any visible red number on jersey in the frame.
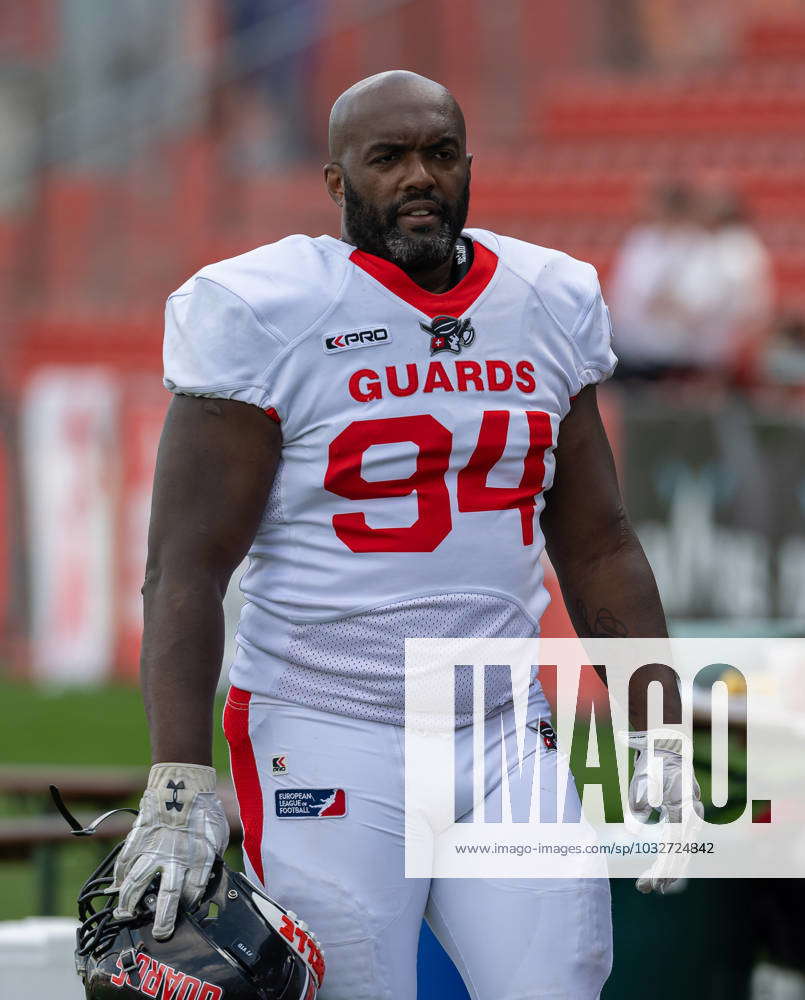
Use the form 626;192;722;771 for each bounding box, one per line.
456;410;553;545
324;414;453;552
325;410;551;552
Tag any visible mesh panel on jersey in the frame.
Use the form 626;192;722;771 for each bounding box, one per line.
273;592;537;726
260;461;284;526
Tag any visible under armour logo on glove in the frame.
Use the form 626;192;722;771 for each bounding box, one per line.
165;779;186;812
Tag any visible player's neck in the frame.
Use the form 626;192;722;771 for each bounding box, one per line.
399;253;456;294
345;237;468;294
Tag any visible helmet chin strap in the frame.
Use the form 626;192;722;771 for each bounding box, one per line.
118;933;143;988
50;783;138;836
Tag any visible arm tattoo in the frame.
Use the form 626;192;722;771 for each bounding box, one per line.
575;600;629;638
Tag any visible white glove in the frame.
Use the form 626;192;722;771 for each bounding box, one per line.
627;730;705;895
111;763;229;939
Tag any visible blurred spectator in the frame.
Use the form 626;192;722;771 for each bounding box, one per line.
219;0;321;169
608;180;703;379
670;186;773;381
610;182;774;384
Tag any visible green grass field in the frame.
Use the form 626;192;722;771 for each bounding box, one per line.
0;681;233;920
0;680;232;768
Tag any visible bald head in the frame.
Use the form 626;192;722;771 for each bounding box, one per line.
324;71;471;276
328;71;465;162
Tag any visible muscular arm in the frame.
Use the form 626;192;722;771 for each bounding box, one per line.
541;385;680;729
141;395;281;765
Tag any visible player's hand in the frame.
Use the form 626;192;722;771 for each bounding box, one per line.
110;763;230;939
627;730;704;894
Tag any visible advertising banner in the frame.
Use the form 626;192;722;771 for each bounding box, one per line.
21;368;117;682
622;395;805;624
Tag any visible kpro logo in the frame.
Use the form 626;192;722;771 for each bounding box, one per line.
323;327;391;353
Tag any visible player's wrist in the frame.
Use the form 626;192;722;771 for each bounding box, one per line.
144;763;223;827
623;728;691;757
147;762;218;793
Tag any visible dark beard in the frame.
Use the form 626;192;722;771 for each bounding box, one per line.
343;173;470;271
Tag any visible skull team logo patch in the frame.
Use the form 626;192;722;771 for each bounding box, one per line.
419;314;475;356
275;788;347;818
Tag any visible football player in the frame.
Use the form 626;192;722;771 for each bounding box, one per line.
114;71;699;999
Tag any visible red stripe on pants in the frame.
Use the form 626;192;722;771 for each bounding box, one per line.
223;686;265;885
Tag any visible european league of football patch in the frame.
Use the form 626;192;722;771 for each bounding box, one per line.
275;788;347;818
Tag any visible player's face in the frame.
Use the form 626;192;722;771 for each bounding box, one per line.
338;110;471;270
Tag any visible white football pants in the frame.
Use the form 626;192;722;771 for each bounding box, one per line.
224;686;612;1000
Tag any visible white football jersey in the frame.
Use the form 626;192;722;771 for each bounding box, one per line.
163;229;616;724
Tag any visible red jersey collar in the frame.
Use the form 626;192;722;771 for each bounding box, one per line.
349;239;498;319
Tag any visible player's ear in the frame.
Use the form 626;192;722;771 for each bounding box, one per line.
324;162;345;207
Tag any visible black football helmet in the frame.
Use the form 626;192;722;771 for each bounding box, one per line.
51;786;324;1000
